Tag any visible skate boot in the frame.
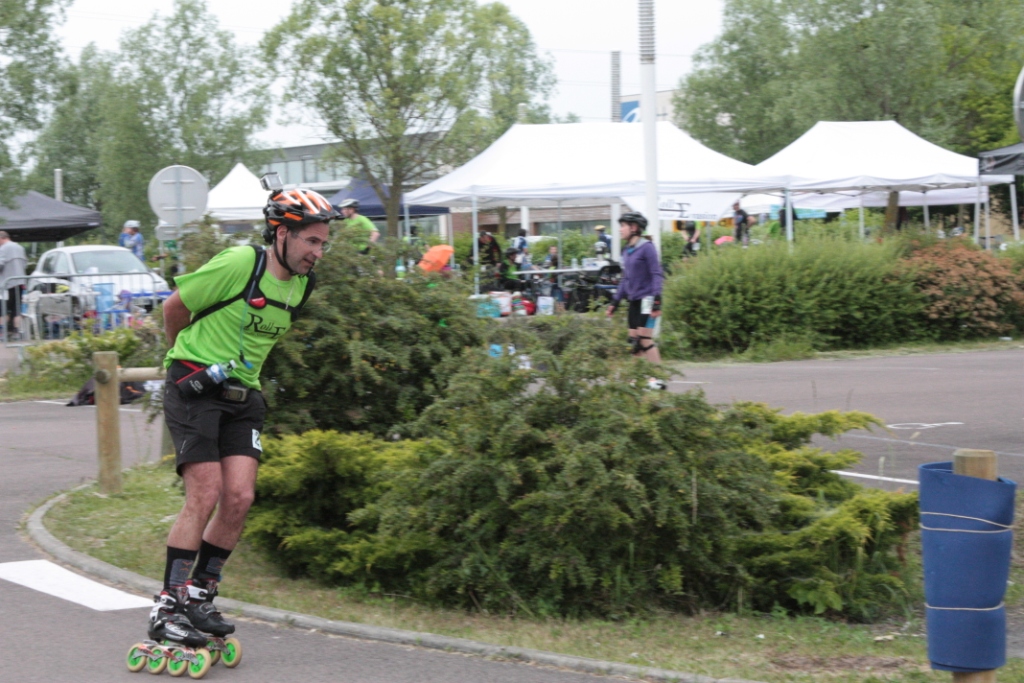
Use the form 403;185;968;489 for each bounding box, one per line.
184;578;235;636
148;588;208;648
184;578;243;668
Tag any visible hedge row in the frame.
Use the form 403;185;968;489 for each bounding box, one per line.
662;237;1024;356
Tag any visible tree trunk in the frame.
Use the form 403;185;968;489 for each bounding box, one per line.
883;192;900;232
385;188;402;240
957;204;965;229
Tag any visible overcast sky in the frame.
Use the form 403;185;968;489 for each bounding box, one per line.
55;0;726;147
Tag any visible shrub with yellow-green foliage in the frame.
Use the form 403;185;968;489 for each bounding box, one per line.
248;337;917;620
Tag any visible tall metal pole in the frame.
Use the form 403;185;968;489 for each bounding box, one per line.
785;189;794;243
974;179;981;245
611;51;622;122
923;193;930;231
859;196;865;241
472;193;480;295
610;203;622;261
55;169;65;247
1011;180;1020;242
639;0;660;257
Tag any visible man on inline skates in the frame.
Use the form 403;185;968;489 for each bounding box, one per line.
150;178;338;650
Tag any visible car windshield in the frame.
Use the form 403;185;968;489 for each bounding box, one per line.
71;250;148;274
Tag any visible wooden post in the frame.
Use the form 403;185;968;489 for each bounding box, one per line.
93;351;122;495
952;448;998;683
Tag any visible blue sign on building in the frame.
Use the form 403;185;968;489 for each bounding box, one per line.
620;100;640;123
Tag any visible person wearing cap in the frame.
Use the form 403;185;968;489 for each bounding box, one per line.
337;199;380;254
123;220;145;260
595;225;611;251
0;230;27;340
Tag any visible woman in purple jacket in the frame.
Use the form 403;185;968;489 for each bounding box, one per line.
605;211;666;390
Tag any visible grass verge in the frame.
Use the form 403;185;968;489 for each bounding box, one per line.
42;461;1024;683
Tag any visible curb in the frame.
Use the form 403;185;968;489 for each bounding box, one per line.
28;490;764;683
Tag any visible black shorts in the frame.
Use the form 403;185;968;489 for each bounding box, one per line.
627;299;655;330
164;362;266;475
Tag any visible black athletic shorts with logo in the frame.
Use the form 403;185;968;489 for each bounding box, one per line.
164;361;266;475
627;299;655;330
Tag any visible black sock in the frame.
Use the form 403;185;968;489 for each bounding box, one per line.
164;546;197;592
193;540;232;583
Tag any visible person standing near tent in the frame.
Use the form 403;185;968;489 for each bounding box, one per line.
606;212;666;390
732;202;751;248
595;225;611;251
0;231;27;340
338;199;379;254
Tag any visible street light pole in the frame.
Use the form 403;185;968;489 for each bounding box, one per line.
639;0;660;257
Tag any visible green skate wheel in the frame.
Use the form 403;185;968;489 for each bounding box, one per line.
167;649;188;678
208;647;220;666
145;647;167;675
126;643;148;672
188;648;212;680
221;637;242;668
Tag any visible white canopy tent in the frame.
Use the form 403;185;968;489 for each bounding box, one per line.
206;163;268;223
406;122;764;285
407;122;764;208
749;121;1016;243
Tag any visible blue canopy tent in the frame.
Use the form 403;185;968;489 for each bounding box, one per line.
327;178;448;220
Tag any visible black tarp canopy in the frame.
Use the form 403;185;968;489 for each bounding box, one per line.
0;191;102;242
979;142;1024;176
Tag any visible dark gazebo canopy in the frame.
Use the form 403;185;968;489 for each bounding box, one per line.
328;178;448;219
0;191;102;242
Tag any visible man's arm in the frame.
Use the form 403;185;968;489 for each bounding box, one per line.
162;291;192;348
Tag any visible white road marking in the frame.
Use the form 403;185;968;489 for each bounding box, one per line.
834;470;918;486
669;380;708;384
33;400;143;413
886;422;964;430
839;433;1024;459
0;560;151;611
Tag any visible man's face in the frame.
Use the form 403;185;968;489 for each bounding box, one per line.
342;206;355;219
281;223;330;275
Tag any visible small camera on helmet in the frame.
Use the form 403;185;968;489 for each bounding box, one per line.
260;172;283;192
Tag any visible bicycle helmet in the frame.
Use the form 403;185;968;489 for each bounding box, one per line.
338;198;360;210
262;188;339;276
262;188;339;244
618;212;648;230
124;220;141;229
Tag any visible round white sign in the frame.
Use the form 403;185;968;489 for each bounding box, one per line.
148;165;209;226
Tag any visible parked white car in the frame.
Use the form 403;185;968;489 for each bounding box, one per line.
28;245;170;315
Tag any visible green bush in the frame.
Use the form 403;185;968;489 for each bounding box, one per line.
246;430;435;581
249;337;917;620
662;237;926;356
261;242;487;435
11;324;165;391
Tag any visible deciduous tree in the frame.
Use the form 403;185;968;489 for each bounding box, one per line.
263;0;554;238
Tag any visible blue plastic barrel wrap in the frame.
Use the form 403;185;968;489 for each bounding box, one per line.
919;462;1016;673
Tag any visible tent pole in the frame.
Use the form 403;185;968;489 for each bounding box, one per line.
974;179;981;245
923;193;929;231
403;201;411;243
785;189;794;243
610;203;622;261
985;195;992;250
557;200;563;264
1011;180;1020;242
472;193;480;295
859;195;865;241
446;215;455;270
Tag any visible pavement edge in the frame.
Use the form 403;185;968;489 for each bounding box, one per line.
27;490;764;683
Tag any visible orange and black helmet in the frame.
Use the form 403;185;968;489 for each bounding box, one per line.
262;188;340;243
